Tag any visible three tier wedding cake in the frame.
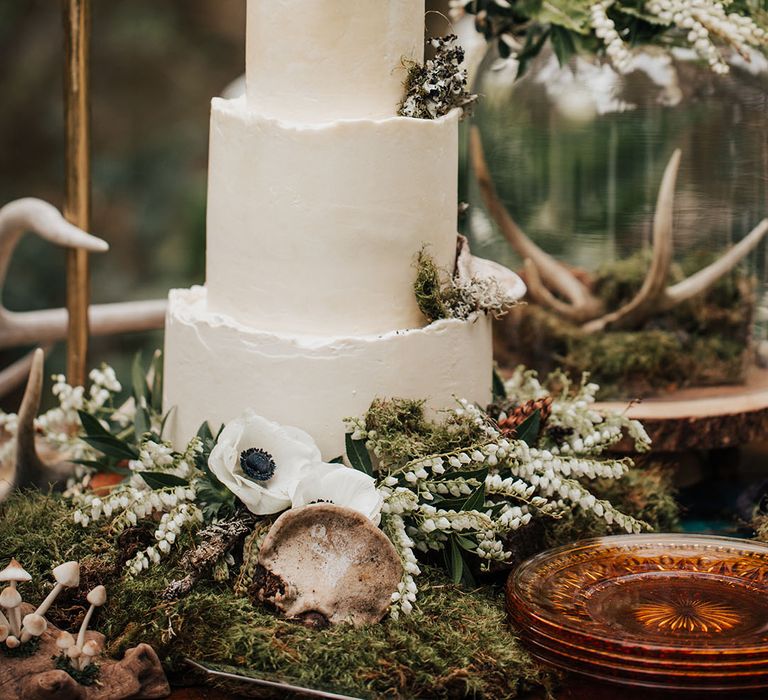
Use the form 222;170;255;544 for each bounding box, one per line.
163;0;503;458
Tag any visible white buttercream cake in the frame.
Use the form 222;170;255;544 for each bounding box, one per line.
163;0;496;458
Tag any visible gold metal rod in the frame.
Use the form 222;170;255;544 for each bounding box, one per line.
63;0;91;387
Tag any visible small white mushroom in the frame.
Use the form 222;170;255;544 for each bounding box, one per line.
0;586;22;637
79;638;102;669
66;643;81;660
0;559;31;635
34;560;80;617
5;634;19;649
0;617;9;642
55;630;76;654
20;612;47;642
75;585;107;648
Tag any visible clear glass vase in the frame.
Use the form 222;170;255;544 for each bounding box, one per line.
466;46;768;399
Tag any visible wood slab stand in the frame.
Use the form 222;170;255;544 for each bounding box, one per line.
596;367;768;452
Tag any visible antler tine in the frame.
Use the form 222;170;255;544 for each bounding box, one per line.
661;218;768;310
13;347;48;490
522;258;583;318
469;127;603;322
582;149;681;334
0;198;166;350
0;198;108;285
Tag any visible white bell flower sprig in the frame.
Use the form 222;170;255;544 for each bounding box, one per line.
347;369;652;616
0;363;125;469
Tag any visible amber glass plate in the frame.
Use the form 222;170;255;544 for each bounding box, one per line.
507;535;768;660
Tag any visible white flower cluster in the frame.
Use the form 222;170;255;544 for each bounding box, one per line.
68;437;203;574
384;514;420;619
352;369;650;616
0;364;125;468
506;366;651;453
590;1;633;73
124;503;203;576
646;0;766;74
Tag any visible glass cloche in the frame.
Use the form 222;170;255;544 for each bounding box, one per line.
466;46;768;399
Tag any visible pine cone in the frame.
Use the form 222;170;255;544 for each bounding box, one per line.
496;397;553;438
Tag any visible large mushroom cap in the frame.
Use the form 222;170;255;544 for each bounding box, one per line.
86;585;107;606
0;587;22;609
0;559;31;583
52;561;80;588
55;631;75;651
21;613;47;636
81;639;101;657
256;503;402;627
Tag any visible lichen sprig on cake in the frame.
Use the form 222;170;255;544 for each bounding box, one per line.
414;246;521;321
399;35;478;119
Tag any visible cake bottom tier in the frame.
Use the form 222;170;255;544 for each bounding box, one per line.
163;287;493;459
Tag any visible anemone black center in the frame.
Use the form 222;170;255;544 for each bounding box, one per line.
240;448;277;482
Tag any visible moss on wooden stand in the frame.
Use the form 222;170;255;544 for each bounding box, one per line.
496;251;755;400
0;472;678;699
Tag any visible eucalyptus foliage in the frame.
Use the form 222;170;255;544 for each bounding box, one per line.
453;0;768;76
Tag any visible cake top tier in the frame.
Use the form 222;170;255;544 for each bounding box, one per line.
246;0;425;123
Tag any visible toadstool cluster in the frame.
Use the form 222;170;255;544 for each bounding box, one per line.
54;584;108;669
0;559;33;648
0;558;106;670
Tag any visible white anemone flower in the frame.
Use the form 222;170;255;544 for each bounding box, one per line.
292;463;384;525
208;410;323;515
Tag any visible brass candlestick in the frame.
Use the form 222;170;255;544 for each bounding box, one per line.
62;0;91;387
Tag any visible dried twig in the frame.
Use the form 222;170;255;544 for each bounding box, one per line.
161;512;255;600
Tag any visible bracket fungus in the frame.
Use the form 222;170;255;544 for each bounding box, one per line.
254;503;403;627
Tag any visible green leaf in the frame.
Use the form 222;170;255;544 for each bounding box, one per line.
345;434;373;476
515;410;541;447
150;350;164;414
550;24;577;65
131;352;147;406
329;455;345;464
537;0;591;34
448;537;464;585
492;368;507;401
456;534;478;552
134;406;150;442
461;485;487;512
138;471;188;490
435;466;489;482
196;421;214;444
81;435;138;461
77;410;114;440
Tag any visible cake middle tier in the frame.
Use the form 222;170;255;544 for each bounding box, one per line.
206;97;460;336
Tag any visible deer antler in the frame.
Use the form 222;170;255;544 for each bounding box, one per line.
0;198;166;352
661;218;768;310
582;150;680;333
583;152;768;333
469;127;604;323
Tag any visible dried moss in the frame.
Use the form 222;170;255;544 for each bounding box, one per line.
500;250;755;399
0;478;678;699
414;248;449;323
364;397;486;469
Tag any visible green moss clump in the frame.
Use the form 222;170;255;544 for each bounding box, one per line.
364;397;486;468
414;248;449;322
0;479;678;699
499;249;755;399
